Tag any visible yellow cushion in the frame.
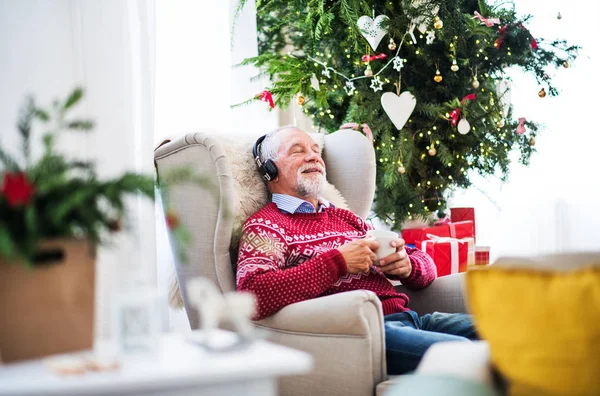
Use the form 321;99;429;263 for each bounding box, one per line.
466;255;600;396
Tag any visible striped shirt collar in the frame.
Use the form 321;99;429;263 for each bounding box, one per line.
272;193;333;214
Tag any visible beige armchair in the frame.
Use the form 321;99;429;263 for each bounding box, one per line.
154;129;468;396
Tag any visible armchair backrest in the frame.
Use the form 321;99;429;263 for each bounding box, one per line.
154;129;376;328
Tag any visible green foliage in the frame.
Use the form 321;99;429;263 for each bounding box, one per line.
0;88;155;266
237;0;579;227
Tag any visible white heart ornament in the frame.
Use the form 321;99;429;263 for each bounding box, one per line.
357;15;389;51
457;119;471;135
381;91;417;131
411;0;440;33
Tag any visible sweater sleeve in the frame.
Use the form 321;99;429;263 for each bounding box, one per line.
236;222;348;320
394;246;437;290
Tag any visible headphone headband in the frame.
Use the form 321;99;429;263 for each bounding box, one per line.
253;135;278;182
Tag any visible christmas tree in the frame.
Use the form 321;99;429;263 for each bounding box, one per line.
237;0;579;227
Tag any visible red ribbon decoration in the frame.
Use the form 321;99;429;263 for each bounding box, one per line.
449;94;477;126
258;90;274;109
495;24;537;50
494;25;508;48
473;11;500;28
516;117;527;135
361;53;388;62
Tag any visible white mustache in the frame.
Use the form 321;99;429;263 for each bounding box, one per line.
298;163;325;174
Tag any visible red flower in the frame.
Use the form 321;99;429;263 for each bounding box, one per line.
166;211;180;230
1;172;35;207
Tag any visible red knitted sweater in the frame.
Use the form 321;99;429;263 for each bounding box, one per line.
236;202;437;320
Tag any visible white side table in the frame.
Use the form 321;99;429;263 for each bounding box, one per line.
0;330;313;396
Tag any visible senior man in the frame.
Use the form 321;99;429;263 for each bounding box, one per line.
236;126;477;374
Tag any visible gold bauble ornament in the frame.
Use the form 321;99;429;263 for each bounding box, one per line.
450;59;459;72
563;61;569;68
433;16;443;30
388;38;397;51
428;146;437;156
497;119;505;128
434;70;443;83
472;78;480;89
397;165;406;174
557;12;562;20
297;95;305;105
538;88;546;98
364;65;373;77
529;137;536;146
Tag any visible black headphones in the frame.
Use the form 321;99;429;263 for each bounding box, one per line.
252;135;279;182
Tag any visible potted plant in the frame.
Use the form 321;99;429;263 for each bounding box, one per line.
0;88;154;363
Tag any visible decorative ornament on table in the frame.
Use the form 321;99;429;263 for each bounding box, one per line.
428;144;437;156
426;30;436;45
563;60;569;68
392;57;404;72
451;59;459;72
529;137;536;146
516;117;527;135
381;91;417;131
364;64;373;77
297;95;305;105
357;14;390;51
434;69;443;83
344;81;356;96
538;88;547;98
433;16;443;30
557;12;562;20
388;38;397;51
370;75;384;92
257;90;275;109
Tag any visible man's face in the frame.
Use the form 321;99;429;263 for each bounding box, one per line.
273;129;327;199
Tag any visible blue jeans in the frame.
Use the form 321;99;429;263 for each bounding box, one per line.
385;311;478;374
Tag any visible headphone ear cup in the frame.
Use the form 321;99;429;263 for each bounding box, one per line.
263;160;278;180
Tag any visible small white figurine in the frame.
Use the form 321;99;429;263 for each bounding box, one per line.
186;277;257;350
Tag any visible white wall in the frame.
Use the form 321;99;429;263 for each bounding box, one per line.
0;0;157;339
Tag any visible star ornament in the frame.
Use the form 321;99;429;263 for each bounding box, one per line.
392;57;404;72
370;76;384;92
426;30;436;45
344;81;356;96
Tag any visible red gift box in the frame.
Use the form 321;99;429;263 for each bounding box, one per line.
450;207;476;242
420;236;469;276
475;246;490;265
402;221;474;246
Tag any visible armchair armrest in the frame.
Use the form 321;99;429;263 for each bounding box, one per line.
395;273;467;315
255;289;383;336
254;290;386;396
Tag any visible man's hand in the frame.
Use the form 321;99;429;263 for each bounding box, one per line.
338;239;379;274
377;239;412;278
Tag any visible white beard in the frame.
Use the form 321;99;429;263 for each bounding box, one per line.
296;165;326;198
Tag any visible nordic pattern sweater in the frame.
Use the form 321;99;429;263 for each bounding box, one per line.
236;202;437;320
